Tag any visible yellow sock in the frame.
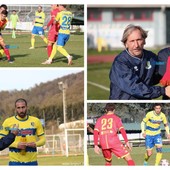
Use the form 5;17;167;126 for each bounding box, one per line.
155;152;162;166
144;153;150;162
57;46;69;57
86;154;89;166
31;38;35;48
0;49;4;58
49;45;57;60
43;37;48;44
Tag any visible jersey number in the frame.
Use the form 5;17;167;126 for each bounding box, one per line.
101;118;113;130
62;16;72;27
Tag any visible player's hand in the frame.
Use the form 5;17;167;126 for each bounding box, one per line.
142;132;146;138
18;142;27;149
26;142;36;148
125;141;132;152
11;124;19;136
43;25;47;30
165;86;170;97
166;134;170;139
94;145;100;155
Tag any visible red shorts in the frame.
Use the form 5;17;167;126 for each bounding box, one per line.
102;142;129;161
48;28;58;43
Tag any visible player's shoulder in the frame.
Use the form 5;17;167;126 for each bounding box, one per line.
28;115;41;122
3;116;15;123
158;47;170;55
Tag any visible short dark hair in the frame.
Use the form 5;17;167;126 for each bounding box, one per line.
1;10;8;16
153;103;162;108
0;4;7;10
60;4;67;8
15;98;27;107
105;103;115;112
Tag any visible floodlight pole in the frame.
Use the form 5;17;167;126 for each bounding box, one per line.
58;81;68;157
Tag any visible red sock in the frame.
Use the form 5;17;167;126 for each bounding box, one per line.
127;160;135;166
105;162;112;166
47;45;52;57
3;48;10;60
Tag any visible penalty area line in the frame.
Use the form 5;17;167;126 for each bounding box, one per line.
87;81;109;91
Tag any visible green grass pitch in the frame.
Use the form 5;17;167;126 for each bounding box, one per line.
0;154;84;165
0;32;84;67
87;145;170;166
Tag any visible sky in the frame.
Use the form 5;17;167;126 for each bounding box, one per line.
0;68;83;91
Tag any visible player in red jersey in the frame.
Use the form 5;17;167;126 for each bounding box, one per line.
93;103;135;166
43;5;60;58
0;10;13;63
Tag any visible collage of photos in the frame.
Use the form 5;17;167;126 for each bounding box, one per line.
0;1;170;168
87;3;170;167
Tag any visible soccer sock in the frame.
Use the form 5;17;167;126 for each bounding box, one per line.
155;152;162;166
49;45;57;60
0;49;4;58
57;46;69;57
43;37;48;44
12;30;16;38
31;38;35;48
144;153;150;162
47;45;53;57
105;162;112;166
3;48;11;60
127;160;135;166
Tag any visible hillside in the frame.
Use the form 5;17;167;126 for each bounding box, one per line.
0;71;84;131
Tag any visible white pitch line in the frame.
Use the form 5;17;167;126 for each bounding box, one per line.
88;81;110;91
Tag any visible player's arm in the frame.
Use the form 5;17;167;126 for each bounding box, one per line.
160;57;170;86
0;124;18;151
93;127;100;154
163;115;170;138
141;121;146;138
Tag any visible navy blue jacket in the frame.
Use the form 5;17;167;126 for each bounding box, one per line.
109;49;165;100
0;133;16;151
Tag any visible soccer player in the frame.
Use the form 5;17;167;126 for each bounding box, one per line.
0;10;14;63
42;4;73;65
93;103;135;166
141;103;170;166
29;5;48;49
43;5;60;58
0;4;7;58
0;4;7;13
10;10;20;39
0;98;46;166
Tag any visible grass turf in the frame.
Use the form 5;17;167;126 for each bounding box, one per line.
0;32;84;67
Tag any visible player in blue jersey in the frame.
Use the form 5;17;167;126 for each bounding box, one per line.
109;24;170;100
141;103;170;165
0;98;46;166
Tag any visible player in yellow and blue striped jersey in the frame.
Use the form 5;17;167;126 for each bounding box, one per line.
0;98;46;166
29;5;48;49
141;103;170;166
42;4;73;65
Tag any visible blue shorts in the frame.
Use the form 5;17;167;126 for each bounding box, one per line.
32;26;45;36
145;134;162;149
9;161;38;166
57;33;70;46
